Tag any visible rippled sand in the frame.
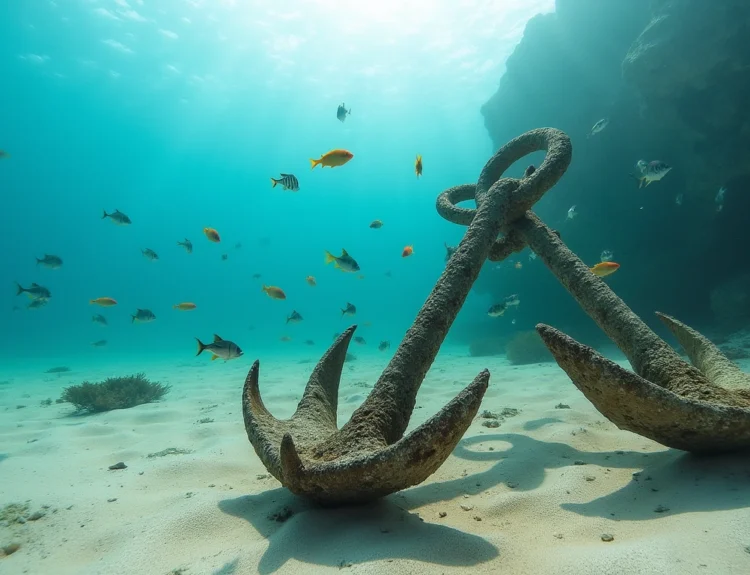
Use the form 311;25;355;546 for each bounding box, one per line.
1;348;749;574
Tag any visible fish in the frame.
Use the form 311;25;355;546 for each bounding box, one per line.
203;227;221;242
286;310;303;324
567;205;577;220
716;186;727;207
36;254;63;269
504;294;520;307
353;336;366;345
252;273;262;280
221;253;228;261
306;276;317;287
600;250;614;263
590;261;620;277
177;239;193;253
384;271;392;278
235;242;242;249
45;366;71;374
333;332;341;340
280;335;292;342
90;297;117;307
514;262;523;270
0;150;9;159
634;160;672;188
336;102;351;122
675;194;683;207
369;220;383;229
102;209;131;225
142;248;159;261
270;173;300;192
524;165;536;177
28;298;49;310
92;314;108;325
444;243;457;262
91;339;107;347
262;285;286;300
195;334;243;361
324;248;360;273
131;308;156;323
378;341;390;352
587;118;609;138
341;302;356;317
173;302;197;311
529;252;537;261
415;154;423;178
304;340;315;346
488;303;506;317
402;245;414;258
15;282;51;299
310;149;354;170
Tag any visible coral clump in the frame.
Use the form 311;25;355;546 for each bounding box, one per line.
60;373;169;414
506;330;553;365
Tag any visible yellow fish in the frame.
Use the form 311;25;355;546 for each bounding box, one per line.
310;149;354;170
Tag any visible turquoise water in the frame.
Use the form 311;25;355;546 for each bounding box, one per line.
1;1;555;366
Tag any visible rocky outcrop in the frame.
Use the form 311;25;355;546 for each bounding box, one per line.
622;0;750;199
476;0;750;336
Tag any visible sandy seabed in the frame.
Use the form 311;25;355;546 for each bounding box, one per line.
1;347;749;575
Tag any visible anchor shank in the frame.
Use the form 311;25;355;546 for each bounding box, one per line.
513;211;710;391
342;183;516;444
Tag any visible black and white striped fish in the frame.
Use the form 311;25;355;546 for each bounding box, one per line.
270;173;299;192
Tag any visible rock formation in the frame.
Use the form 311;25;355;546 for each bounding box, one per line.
477;0;750;331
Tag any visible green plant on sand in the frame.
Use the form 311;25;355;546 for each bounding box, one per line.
60;373;170;414
506;330;553;365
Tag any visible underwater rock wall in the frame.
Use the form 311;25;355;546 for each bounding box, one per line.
476;0;750;336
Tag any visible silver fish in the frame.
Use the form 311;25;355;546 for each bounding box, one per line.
92;314;108;326
488;303;506;317
341;302;357;317
36;254;63;269
336;102;351;122
91;339;107;347
587;118;609;138
634;160;671;188
195;334;243;361
102;209;131;225
353;336;366;345
177;239;192;253
270;173;300;192
325;249;360;273
131;308;156;323
142;248;159;261
16;282;51;299
286;310;303;324
378;341;390;351
567;205;578;220
504;294;520;307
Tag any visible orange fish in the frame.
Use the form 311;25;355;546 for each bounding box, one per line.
306;276;316;287
415;154;422;178
310;149;354;170
591;261;620;277
203;227;220;243
90;297;117;307
402;245;414;258
262;285;286;300
173;302;197;311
